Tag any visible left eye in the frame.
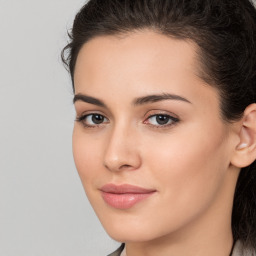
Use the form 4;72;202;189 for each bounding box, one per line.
146;114;178;126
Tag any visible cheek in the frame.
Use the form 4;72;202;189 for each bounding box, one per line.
72;127;103;187
142;123;230;217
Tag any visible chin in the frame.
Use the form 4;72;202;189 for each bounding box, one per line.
107;230;155;243
99;216;173;243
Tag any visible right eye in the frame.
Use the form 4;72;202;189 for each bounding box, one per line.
76;113;109;127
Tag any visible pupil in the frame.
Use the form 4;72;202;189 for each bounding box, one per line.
156;115;169;125
92;114;104;124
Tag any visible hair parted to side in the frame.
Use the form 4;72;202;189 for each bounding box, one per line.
62;0;256;250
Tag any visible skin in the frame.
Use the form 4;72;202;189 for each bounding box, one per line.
73;30;242;256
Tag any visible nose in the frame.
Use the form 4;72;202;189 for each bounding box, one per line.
103;125;141;172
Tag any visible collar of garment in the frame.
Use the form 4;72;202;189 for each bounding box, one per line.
115;240;256;256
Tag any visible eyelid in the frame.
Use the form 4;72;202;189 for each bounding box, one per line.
143;109;179;119
75;109;108;119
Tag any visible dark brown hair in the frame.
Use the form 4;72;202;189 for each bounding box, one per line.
62;0;256;250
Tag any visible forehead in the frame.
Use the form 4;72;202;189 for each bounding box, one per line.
74;30;202;86
74;30;219;109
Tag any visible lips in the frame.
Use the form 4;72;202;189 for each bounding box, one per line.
100;184;156;209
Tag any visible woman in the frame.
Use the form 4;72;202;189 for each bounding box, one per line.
62;0;256;255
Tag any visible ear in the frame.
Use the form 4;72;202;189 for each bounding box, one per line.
231;103;256;168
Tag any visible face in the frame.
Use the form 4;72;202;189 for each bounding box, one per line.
73;31;239;243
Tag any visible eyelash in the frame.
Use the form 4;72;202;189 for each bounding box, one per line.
75;113;180;129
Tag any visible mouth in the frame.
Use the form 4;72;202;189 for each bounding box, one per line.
100;184;156;209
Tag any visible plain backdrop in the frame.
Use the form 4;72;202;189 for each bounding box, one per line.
0;0;118;255
0;1;256;256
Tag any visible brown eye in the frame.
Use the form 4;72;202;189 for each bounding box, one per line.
155;115;170;125
76;113;108;127
91;114;105;124
146;114;179;126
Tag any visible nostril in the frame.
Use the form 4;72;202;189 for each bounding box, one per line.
119;164;133;170
103;162;135;172
121;164;131;168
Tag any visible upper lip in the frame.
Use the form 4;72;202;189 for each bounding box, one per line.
100;184;156;194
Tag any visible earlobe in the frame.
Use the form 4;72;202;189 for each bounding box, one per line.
231;104;256;168
235;126;250;150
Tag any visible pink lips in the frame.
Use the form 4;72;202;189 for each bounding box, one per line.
100;184;156;209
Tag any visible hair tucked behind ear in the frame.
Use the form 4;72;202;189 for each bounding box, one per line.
62;0;256;249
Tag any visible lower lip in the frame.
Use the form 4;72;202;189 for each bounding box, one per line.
101;192;155;209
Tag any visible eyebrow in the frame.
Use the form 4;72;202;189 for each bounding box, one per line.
73;93;106;107
73;92;191;107
133;93;191;105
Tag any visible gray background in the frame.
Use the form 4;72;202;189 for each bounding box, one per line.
0;0;255;256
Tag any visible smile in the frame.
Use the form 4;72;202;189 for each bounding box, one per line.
100;184;156;209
